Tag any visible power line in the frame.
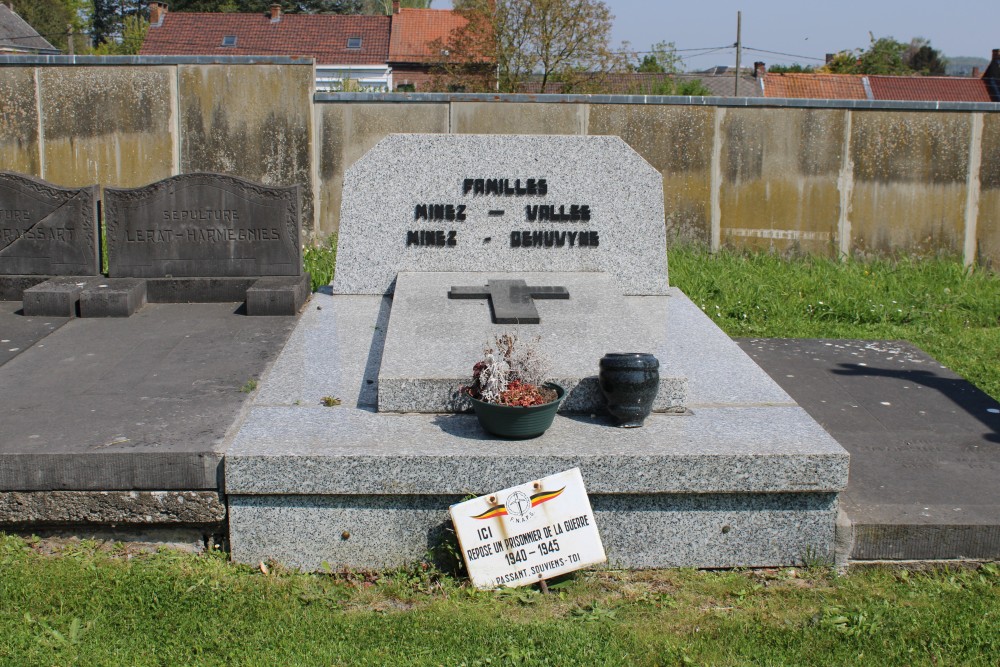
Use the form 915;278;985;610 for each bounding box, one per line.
742;46;826;63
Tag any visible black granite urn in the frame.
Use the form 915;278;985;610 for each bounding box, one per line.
599;353;660;427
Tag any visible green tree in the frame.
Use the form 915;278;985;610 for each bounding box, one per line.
438;0;626;93
823;34;915;75
767;63;815;74
89;13;148;53
635;41;682;74
12;0;75;51
906;38;946;75
92;0;144;44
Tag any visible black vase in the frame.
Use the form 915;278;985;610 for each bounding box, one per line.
599;353;660;428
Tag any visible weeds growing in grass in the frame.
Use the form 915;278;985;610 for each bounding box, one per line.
668;246;1000;399
303;234;337;291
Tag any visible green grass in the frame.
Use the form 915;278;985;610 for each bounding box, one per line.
1;536;997;666
667;246;1000;400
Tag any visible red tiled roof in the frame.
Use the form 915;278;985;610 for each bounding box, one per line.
762;73;867;100
868;76;991;102
140;12;390;65
388;8;470;63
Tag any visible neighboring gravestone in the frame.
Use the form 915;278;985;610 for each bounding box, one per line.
332;135;668;296
0;172;99;300
103;173;308;315
105;173;301;278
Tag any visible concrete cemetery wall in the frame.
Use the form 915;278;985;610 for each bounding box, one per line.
1;56;998;265
316;93;1000;268
0;56;316;235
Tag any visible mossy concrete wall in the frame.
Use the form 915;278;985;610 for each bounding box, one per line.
979;114;1000;269
316;95;998;268
0;57;316;236
2;59;997;265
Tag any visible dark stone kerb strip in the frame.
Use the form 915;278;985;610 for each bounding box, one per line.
0;55;314;66
315;91;1000;112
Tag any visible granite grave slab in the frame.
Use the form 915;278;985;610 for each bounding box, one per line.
226;134;850;572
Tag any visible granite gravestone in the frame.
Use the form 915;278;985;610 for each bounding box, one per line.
103;173;308;315
333;134;667;296
0;172;99;300
333;134;682;413
225;133;849;573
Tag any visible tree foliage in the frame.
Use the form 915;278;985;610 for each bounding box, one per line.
435;0;626;93
767;63;815;74
906;38;946;75
89;14;148;54
11;0;82;51
635;41;682;74
821;34;946;76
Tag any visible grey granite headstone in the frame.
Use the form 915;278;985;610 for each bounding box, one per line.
332;135;668;296
0;172;99;276
104;173;302;279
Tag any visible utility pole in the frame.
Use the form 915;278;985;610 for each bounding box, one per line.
67;24;74;56
734;11;742;96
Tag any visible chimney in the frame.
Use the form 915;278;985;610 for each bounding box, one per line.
392;0;400;13
753;61;765;78
149;2;167;27
825;53;834;64
270;3;282;22
972;67;981;78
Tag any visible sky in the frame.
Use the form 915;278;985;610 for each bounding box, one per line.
435;0;996;71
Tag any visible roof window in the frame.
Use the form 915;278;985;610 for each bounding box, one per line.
221;35;237;47
347;37;362;49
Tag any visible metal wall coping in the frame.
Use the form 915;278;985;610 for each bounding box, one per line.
315;90;1000;112
0;55;315;66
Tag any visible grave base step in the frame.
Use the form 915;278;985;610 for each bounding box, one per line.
246;274;311;316
22;277;102;317
79;279;147;318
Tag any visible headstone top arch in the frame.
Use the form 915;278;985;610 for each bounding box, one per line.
332;134;668;296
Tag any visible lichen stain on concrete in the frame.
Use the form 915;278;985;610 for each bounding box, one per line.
179;64;313;233
851;181;966;256
977;114;1000;269
588;104;714;173
589;105;713;243
717;109;844;256
664;171;711;245
851;112;969;185
39;67;171;140
44;133;174;187
317;102;448;235
35;67;173;186
452;102;585;135
0;69;40;174
721;178;840;257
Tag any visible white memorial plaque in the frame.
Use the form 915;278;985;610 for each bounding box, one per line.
450;468;606;589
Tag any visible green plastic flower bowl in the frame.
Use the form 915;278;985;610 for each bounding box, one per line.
468;383;565;439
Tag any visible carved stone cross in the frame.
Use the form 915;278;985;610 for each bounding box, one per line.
448;279;569;324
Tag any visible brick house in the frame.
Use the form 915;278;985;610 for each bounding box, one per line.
141;2;392;91
387;4;477;91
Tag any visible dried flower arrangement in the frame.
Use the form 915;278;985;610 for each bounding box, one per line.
463;333;557;407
